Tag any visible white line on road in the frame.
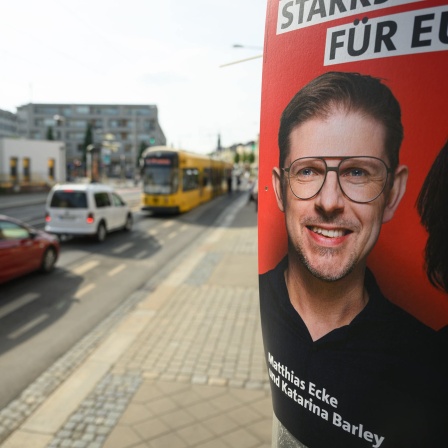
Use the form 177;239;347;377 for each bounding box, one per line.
135;251;148;259
74;283;96;299
107;264;126;276
112;242;134;254
167;231;178;240
73;260;99;276
8;314;49;339
0;292;40;319
147;228;158;236
162;221;174;228
55;300;68;310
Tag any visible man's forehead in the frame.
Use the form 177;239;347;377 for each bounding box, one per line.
286;111;388;163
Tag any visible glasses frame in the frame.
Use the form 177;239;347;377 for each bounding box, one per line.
282;156;393;204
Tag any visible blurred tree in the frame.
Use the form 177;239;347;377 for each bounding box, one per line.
248;152;255;164
234;152;240;164
46;126;54;140
137;141;147;166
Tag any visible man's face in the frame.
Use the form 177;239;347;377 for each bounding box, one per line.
273;108;394;282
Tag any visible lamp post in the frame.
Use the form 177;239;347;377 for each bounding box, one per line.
233;44;263;50
53;114;65;140
86;144;95;182
101;133;120;183
132;109;138;183
53;114;66;179
220;44;263;68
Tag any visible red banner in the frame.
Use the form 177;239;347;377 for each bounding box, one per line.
259;0;448;330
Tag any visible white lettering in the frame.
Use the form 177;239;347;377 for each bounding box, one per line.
267;353;306;390
277;0;422;34
333;411;342;426
268;353;385;446
374;435;385;448
269;368;280;387
325;6;448;65
308;381;338;408
332;412;385;447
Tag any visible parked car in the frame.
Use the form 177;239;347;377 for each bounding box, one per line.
0;215;60;284
45;183;133;242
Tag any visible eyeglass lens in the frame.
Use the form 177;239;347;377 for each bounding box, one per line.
287;157;388;203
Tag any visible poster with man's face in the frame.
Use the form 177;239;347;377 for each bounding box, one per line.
259;1;448;446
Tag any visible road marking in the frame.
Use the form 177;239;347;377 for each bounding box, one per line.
112;242;134;254
162;221;174;228
0;292;40;319
8;314;49;339
135;251;148;259
108;264;126;276
147;237;162;247
180;224;188;232
167;231;178;239
74;283;95;299
73;260;99;275
55;300;68;310
147;228;158;236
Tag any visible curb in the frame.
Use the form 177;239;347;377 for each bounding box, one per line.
0;193;252;446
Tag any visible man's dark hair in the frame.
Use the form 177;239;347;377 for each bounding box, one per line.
278;72;404;173
417;139;448;293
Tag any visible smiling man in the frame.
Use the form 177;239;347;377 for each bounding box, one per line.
260;72;448;447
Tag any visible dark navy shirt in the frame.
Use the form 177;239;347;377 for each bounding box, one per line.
260;257;448;448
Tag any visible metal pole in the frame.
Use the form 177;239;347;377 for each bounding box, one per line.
132;109;137;182
219;54;263;68
86;144;95;182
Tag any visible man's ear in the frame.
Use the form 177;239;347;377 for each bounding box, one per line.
382;165;408;223
272;167;285;212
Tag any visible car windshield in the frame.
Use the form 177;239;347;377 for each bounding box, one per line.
50;191;88;208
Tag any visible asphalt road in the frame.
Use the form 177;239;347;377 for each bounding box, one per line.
0;190;253;409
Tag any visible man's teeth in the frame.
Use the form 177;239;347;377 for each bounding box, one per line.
311;227;345;238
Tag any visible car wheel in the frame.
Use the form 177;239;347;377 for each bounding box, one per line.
96;222;107;242
41;247;57;273
123;214;133;231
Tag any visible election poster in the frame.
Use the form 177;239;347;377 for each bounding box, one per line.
258;1;448;446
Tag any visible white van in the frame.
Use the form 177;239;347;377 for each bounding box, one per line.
45;183;133;242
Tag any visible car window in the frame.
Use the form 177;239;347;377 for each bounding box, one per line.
50;191;88;208
0;221;30;240
112;193;125;206
94;192;111;208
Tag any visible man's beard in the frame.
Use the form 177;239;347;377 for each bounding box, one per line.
290;238;357;282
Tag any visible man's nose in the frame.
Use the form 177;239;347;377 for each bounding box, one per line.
314;170;345;213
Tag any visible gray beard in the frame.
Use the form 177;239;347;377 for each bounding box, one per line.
290;239;356;282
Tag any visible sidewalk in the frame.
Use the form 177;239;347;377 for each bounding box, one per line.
0;192;47;209
0;186;141;213
1;193;272;448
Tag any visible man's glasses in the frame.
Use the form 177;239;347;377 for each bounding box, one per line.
282;156;392;204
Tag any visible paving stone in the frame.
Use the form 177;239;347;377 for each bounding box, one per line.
2;196;273;447
133;417;170;440
176;422;215;446
102;425;142;448
150;432;188;448
203;413;240;436
158;408;196;430
221;427;260;448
